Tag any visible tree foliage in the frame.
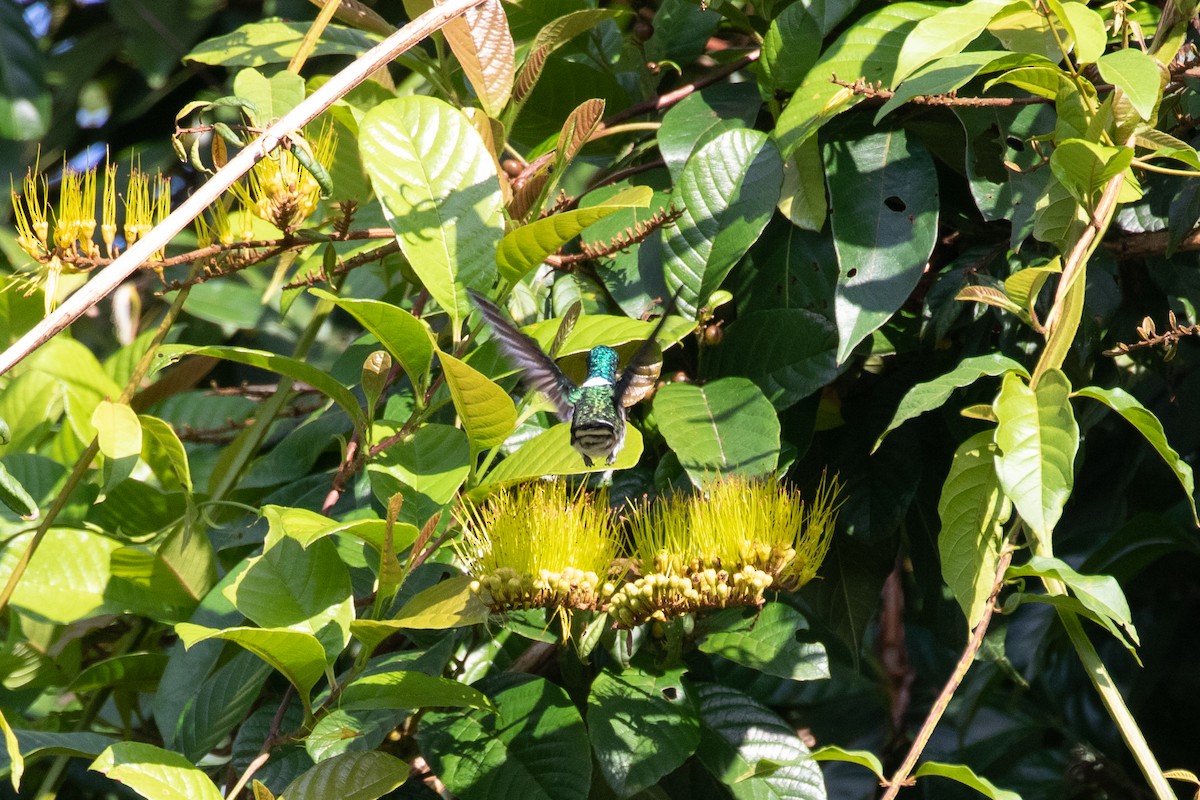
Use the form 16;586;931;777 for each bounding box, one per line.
1;0;1200;798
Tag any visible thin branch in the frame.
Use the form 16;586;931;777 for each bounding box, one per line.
602;49;761;127
879;533;1018;799
0;0;490;377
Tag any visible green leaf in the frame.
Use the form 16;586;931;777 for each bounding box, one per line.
69;653;168;693
419;674;591;800
175;623;328;699
340;670;494;713
438;351;517;454
520;313;694;359
477;423;645;490
367;423;470;524
185;19;381;67
993;370;1078;543
696;683;825;799
227;537;353;662
877;51;1047;122
281;751;408;800
762;3;822;92
153;345;366;431
698;603;830;681
589;666;700;795
1060;2;1107;64
139;415;192;492
826;128;939;363
664;128;783;319
232;67;304;123
775;2;941;156
1;529;121;624
875;354;1028;451
351;576;488;645
657;84;762;183
704;309;840;410
1075;385;1198;525
1049;139;1133;207
306;709;394;763
778;137;828;231
176;652;272;763
0;462;37;520
309;290;434;385
0;731;116;781
914;762;1021;800
262;505;416;554
497;186;652;283
1096;48;1163;121
938;431;1011;627
359;96;503;331
92;401;142;461
653;378;780;482
811;746;885;779
0;0;50;140
1003;260;1061;321
91;742;223;800
894;0;1010;83
1009;555;1139;647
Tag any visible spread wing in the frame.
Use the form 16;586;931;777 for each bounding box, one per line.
468;290;577;422
615;292;681;408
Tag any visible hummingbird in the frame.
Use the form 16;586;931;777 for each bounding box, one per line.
468;290;675;467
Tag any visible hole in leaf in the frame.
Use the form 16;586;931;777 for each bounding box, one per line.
661;687;678;701
1005;135;1025;151
846;268;858;279
884;195;906;212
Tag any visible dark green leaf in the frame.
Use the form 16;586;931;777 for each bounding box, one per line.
282;751;407;800
698;603;830;681
653;378;780;482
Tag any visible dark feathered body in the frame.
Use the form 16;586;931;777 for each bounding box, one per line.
468;291;672;466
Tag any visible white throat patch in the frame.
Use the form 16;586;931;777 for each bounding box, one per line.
580;376;613;388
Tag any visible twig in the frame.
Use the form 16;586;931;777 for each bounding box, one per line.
602;50;761;127
225;689;296;799
879;534;1017;799
0;0;490;377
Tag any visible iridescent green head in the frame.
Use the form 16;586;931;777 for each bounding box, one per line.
585;345;619;383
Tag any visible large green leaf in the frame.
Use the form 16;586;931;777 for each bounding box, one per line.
350;576;488;650
185;19;381;66
664;128;783;319
875;354;1028;451
154;345;366;431
1096;48;1164;121
938;430;1011;627
438;352;517;454
698;603;830;681
893;0;1010;83
359;96;503;331
310;290;434;385
282;751;408;800
588;666;699;796
762;3;822;92
775;3;941;156
91;742;223;800
418;674;591;800
367;423;470;525
0;0;50;140
339;671;494;713
175;623;328;700
696;683;825;800
0;731;116;780
226;536;353;662
176;652;272;763
704;309;840;410
825;128;939;363
496;186;652;284
993;369;1078;543
653;378;780;482
657;84;762;182
476;423;644;491
1075;385;1198;525
1;529;120;624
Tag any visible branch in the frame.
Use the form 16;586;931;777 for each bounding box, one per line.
0;0;490;377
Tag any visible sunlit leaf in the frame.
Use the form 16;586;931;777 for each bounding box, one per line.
91;742;223;800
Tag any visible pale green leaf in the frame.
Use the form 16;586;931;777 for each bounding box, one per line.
1060;2;1107;64
1008;555;1138;647
438;352;517;454
894;0;1010;83
1097;48;1164;121
359;96;503;331
811;746;885;779
139;415;192;492
477;423;644;491
938;431;1011;627
175;623;328;699
993;370;1079;543
497;186;652;283
309;290;434;384
91;742;223;800
92;401;142;461
913;761;1022;800
777;137;828;231
340;670;494;713
185;19;380;67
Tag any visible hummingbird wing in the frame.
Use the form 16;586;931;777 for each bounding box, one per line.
615;292;681;408
469;290;578;422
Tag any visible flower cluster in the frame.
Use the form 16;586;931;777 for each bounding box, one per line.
457;473;842;629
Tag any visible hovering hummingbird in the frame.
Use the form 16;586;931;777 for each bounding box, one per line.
468;291;675;467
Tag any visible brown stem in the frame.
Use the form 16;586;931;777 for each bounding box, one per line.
879;535;1017;799
603;50;762;127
